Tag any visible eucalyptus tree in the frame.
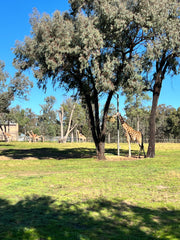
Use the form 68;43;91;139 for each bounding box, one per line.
124;85;151;132
105;104;117;143
60;98;87;142
9;106;31;134
39;96;58;136
156;105;180;140
140;0;180;157
13;1;152;159
0;60;33;135
58;99;77;143
169;107;180;139
0;61;13;114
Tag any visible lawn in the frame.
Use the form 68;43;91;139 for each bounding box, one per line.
0;142;179;240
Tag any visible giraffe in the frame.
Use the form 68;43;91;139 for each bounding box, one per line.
27;131;44;142
27;131;37;142
35;134;44;142
117;113;146;158
31;131;39;142
30;131;44;142
27;131;34;142
76;130;86;142
3;132;12;142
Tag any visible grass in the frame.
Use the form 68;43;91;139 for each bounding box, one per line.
0;142;179;240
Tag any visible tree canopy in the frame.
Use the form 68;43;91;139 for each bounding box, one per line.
0;60;33;118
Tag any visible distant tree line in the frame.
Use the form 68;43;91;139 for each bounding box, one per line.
6;97;91;141
4;96;180;142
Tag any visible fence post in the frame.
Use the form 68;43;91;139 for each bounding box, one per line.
117;93;120;156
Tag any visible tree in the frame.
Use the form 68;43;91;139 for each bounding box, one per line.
58;103;76;143
124;91;151;132
0;60;33;138
13;1;151;159
140;0;180;157
163;106;180;140
0;61;13;114
9;106;31;134
58;98;87;142
105;104;117;143
39;96;58;136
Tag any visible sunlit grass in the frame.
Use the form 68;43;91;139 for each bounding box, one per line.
0;142;179;239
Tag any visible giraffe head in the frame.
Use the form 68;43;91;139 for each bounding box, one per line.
118;113;125;124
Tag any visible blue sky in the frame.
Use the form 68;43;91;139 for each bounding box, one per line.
0;0;179;114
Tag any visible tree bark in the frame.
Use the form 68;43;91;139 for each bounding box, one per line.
84;90;113;160
147;76;162;158
147;52;170;158
96;140;106;160
137;115;140;132
58;107;64;142
58;105;77;143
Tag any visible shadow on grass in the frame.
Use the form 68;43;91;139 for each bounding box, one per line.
0;196;179;240
0;146;140;160
0;147;96;160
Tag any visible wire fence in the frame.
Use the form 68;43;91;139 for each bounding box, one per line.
18;135;180;143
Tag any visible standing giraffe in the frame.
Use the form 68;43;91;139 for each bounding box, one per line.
76;130;86;142
3;132;12;142
117;113;146;158
27;131;34;142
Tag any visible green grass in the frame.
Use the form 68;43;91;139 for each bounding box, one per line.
0;142;179;240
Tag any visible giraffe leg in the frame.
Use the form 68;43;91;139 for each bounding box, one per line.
126;134;131;157
138;145;141;158
129;141;131;157
142;145;146;158
139;144;146;158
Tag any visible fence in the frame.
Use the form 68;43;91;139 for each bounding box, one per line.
18;135;180;143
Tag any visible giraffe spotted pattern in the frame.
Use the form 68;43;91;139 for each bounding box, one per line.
118;113;146;158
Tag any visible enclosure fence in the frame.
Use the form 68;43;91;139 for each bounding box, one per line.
18;135;180;143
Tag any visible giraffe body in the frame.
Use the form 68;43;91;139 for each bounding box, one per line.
27;131;44;142
3;132;12;142
77;130;86;142
118;113;146;158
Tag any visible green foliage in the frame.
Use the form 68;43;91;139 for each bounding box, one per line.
105;104;117;136
0;61;12;114
38;96;58;136
0;60;33;121
141;0;180;88
61;98;87;134
10;106;30;133
13;2;149;93
156;105;180;139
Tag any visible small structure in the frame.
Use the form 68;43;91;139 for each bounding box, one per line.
0;123;19;141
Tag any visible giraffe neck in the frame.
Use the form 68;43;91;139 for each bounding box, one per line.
118;114;130;131
118;114;125;125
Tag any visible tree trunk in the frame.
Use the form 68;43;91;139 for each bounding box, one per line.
84;91;113;160
147;76;162;158
58;107;64;142
96;140;106;160
71;132;74;142
137;115;140;132
108;132;110;143
58;105;77;143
